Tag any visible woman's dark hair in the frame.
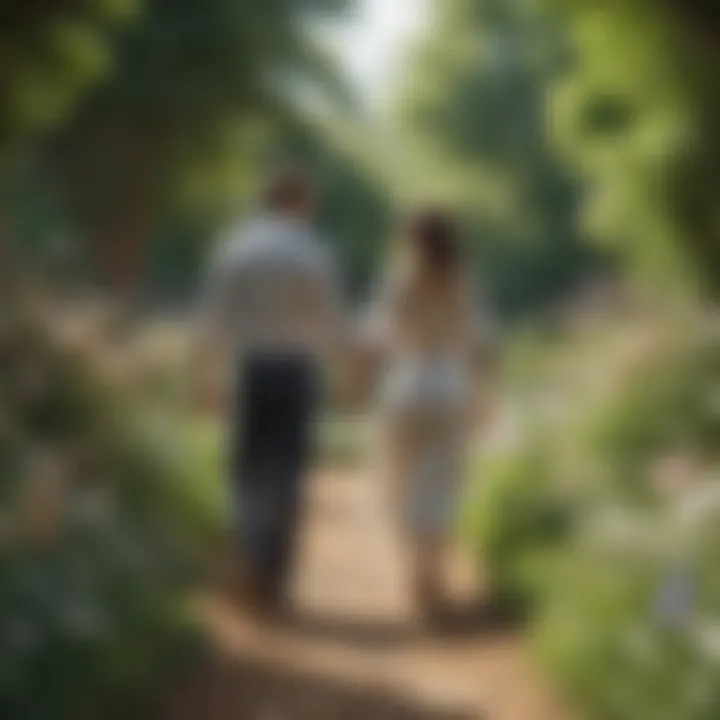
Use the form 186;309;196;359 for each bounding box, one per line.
263;166;314;211
407;209;461;276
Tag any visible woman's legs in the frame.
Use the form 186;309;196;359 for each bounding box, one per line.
411;533;449;620
385;412;465;622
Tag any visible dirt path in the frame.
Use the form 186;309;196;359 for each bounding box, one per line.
153;467;566;720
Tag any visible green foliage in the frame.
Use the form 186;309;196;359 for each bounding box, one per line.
0;0;140;158
585;328;720;500
397;0;605;321
466;442;574;607
0;307;210;719
535;492;720;720
546;0;720;299
39;0;352;290
468;314;720;719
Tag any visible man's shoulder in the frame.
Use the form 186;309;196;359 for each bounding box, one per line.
214;217;274;264
214;215;336;277
271;219;336;275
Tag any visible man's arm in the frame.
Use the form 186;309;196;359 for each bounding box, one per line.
312;242;359;408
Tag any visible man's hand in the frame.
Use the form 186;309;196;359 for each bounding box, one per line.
191;332;227;417
333;337;381;412
195;379;225;417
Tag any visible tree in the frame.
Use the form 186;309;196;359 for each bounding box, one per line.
395;0;604;321
37;0;350;294
546;0;720;300
0;0;140;161
0;0;143;291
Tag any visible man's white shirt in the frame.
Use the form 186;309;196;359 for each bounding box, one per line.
199;212;344;362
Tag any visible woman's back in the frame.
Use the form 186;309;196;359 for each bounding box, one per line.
388;269;474;352
377;268;479;415
369;208;494;620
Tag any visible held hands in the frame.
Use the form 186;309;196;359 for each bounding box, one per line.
195;379;225;417
467;376;498;431
191;337;227;417
337;339;383;412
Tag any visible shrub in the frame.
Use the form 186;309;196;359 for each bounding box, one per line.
535;487;720;720
468;313;719;719
466;443;575;608
0;308;208;719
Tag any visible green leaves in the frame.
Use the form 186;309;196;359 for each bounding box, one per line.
548;0;720;299
0;0;138;157
396;0;603;321
0;309;206;719
469;313;720;720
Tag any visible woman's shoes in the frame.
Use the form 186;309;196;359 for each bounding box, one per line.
414;574;453;630
420;596;455;630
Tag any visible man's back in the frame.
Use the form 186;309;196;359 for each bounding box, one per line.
201;213;342;360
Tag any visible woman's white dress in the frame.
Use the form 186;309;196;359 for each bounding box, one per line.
369;270;491;538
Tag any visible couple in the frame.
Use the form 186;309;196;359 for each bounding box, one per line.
196;167;493;623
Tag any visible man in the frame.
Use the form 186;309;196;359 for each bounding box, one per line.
196;167;344;615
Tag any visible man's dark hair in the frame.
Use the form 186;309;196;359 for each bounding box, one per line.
263;166;315;211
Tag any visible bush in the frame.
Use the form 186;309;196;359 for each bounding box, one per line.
466;443;575;608
535;487;720;720
0;308;209;719
582;323;720;503
468;313;719;719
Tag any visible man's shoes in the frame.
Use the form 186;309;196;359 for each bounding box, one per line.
238;573;289;623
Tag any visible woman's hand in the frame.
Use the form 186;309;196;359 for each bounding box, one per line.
334;340;381;412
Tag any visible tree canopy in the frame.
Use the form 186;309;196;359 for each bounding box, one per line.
394;0;605;321
0;0;142;159
6;0;351;292
547;0;720;300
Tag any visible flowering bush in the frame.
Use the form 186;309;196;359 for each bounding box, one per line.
535;482;720;720
469;312;720;718
0;308;210;719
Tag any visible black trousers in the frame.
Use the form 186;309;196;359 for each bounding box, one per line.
232;354;318;600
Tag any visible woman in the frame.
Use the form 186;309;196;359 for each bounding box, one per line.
368;209;494;621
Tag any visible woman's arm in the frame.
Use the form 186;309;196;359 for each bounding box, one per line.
339;271;402;411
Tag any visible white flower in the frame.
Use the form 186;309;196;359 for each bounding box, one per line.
674;479;720;529
691;620;720;662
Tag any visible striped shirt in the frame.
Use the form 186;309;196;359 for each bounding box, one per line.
198;213;344;361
